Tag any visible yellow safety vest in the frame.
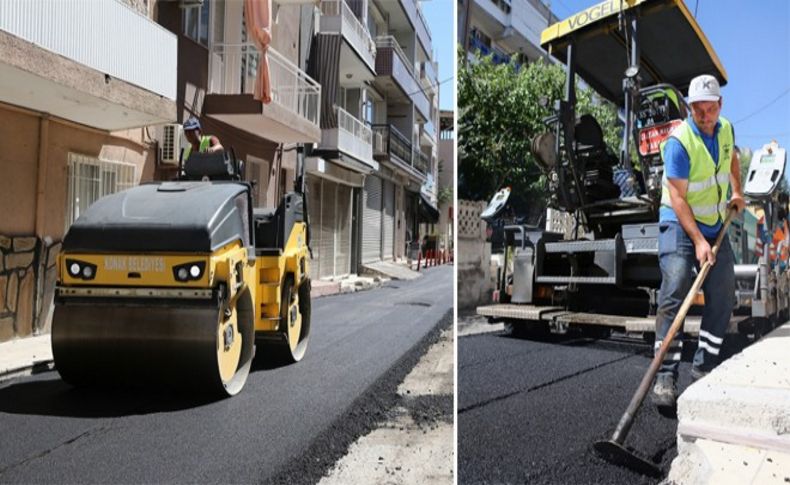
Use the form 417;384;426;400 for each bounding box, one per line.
183;136;212;161
660;118;734;226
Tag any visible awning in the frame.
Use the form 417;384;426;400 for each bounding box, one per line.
418;192;440;223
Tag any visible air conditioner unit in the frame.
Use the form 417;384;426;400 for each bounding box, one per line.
160;124;183;166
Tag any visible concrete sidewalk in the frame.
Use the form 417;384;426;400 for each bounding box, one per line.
319;327;454;484
667;321;790;484
0;334;53;382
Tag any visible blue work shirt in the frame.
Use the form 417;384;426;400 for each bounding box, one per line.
659;117;731;239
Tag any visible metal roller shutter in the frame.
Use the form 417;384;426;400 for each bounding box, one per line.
319;179;337;278
362;176;382;263
335;184;352;276
382;179;395;260
307;175;323;281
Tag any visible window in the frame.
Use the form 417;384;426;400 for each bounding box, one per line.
184;2;210;47
490;0;511;14
65;154;136;230
470;28;492;49
363;99;374;126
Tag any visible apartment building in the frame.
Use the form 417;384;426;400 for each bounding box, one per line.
306;0;440;277
0;0;177;342
305;0;378;279
367;0;440;265
459;0;558;65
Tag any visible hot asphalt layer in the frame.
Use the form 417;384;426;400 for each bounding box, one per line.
0;265;452;484
459;330;702;485
270;315;454;485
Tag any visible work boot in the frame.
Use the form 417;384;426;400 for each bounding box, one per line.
690;366;709;382
651;373;677;413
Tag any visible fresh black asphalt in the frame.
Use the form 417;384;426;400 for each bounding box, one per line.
458;329;736;485
0;265;452;484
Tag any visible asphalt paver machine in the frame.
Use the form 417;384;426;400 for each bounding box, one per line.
477;0;790;339
52;148;312;396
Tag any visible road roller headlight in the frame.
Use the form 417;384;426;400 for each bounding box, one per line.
65;259;98;281
173;261;206;282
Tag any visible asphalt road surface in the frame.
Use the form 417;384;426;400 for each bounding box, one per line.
0;265;452;484
458;327;748;485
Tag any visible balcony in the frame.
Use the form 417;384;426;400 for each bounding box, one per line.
416;5;432;47
469;36;517;66
420;60;439;95
372;124;429;179
415;149;431;175
470;0;550;62
320;107;376;169
319;0;376;78
0;0;176;130
204;43;321;144
421;119;436;145
383;0;433;60
374;36;430;121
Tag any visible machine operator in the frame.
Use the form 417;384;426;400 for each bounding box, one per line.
182;117;223;161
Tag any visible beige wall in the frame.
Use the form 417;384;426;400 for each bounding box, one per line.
0;104;154;240
271;5;301;59
0;106;38;235
0;103;156;341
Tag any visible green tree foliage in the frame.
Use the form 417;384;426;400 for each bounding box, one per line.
458;51;620;219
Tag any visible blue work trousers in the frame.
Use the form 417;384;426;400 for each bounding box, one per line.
655;221;735;377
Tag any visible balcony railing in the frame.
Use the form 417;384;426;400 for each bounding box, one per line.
372;124;429;176
322;106;373;165
376;35;415;79
421;60;439;93
320;0;376;63
209;43;321;127
375;36;430;118
423;119;435;139
397;0;432;55
338;107;372;145
0;0;176;100
416;4;432;42
469;36;521;69
412;148;430;175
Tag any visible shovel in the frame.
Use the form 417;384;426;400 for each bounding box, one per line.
593;208;736;476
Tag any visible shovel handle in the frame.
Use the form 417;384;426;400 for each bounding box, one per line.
611;208;737;444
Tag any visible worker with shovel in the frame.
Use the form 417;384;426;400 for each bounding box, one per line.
652;74;746;411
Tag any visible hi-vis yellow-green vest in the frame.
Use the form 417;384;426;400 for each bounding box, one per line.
183;136;212;161
660;117;734;226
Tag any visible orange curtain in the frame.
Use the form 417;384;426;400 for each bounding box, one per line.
244;0;272;104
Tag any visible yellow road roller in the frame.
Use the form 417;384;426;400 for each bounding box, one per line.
52;150;311;396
